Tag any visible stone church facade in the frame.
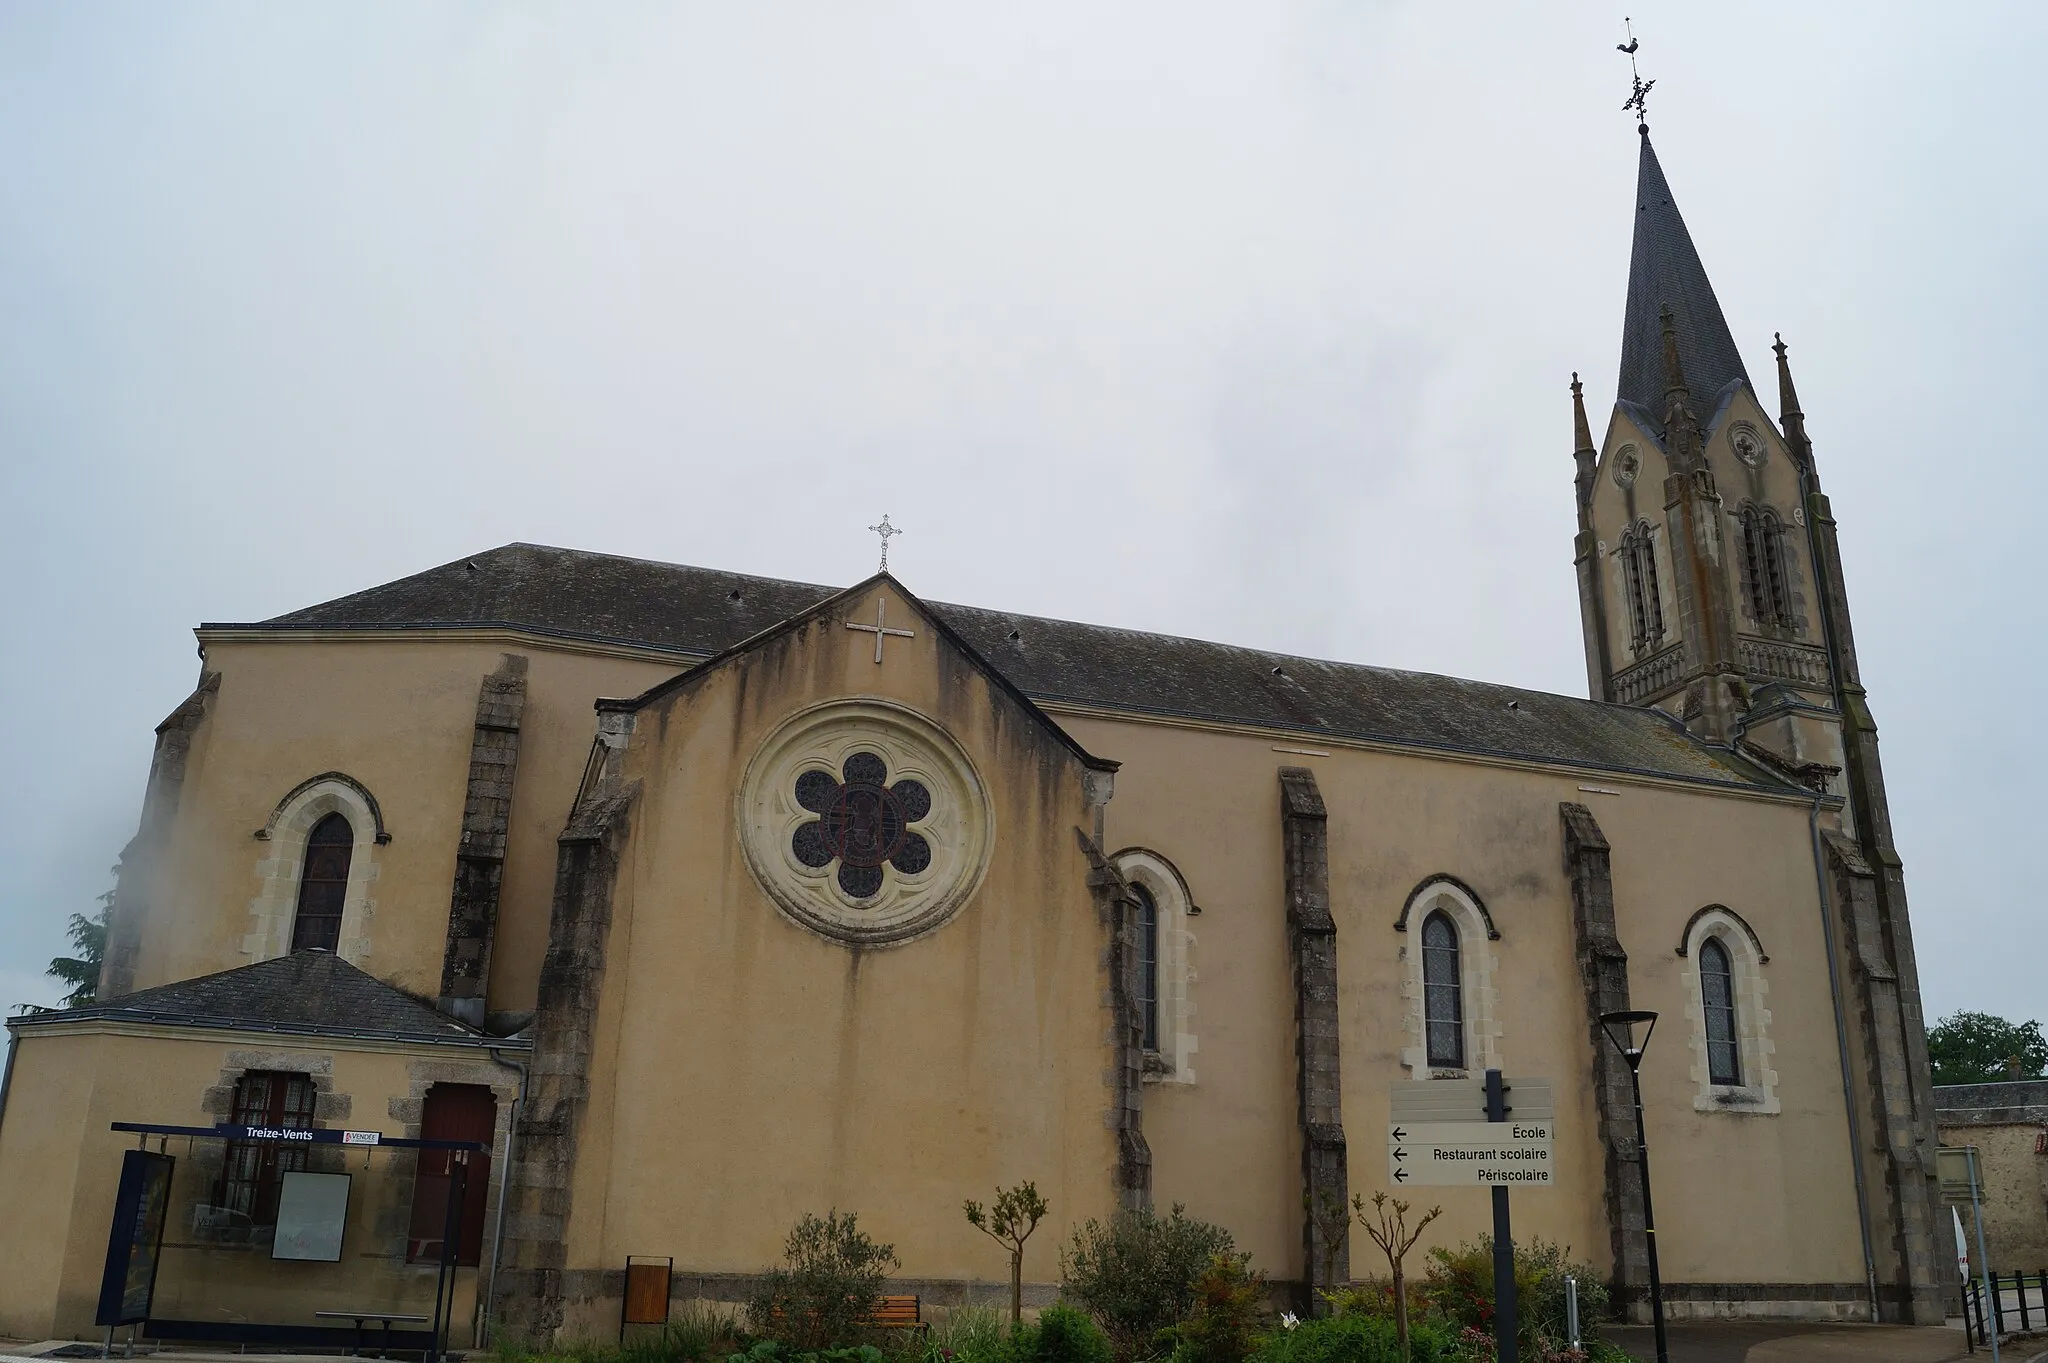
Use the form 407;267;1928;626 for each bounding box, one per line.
0;125;1950;1341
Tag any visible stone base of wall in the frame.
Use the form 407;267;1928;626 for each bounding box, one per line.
1625;1283;1877;1323
496;1269;1060;1341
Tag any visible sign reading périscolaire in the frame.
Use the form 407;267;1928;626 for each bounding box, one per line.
1386;1078;1557;1188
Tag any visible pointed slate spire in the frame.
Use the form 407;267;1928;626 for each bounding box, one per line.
1617;126;1750;432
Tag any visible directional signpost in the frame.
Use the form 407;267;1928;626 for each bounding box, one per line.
1388;1072;1555;1363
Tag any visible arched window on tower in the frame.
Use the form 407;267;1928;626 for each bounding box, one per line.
1619;521;1665;653
1133;883;1160;1052
1700;937;1741;1086
291;813;353;953
1421;910;1465;1069
1740;506;1796;631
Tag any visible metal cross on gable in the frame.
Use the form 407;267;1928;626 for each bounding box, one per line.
869;514;901;574
847;597;915;664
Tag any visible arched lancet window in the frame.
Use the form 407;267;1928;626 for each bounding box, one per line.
1133;883;1160;1052
291;813;353;953
1421;910;1464;1069
1699;937;1741;1086
1739;506;1795;630
1619;521;1665;652
1112;848;1198;1083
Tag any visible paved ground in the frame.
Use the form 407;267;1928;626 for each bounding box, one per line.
1607;1322;1980;1363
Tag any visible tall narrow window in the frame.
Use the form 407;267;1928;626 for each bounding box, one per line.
1760;510;1792;629
1133;884;1159;1052
216;1070;316;1230
1700;938;1741;1085
1739;507;1770;624
1619;523;1665;652
1421;910;1464;1069
291;813;353;953
407;1084;497;1266
1740;507;1796;630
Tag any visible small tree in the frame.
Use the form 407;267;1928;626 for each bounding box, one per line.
965;1180;1050;1326
747;1210;899;1349
47;879;113;1008
1354;1192;1441;1362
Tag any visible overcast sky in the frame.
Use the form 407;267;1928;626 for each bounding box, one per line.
2;3;2042;1029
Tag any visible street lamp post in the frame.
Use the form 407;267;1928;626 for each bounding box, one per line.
1600;1010;1669;1363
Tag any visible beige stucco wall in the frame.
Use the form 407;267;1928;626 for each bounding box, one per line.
0;1023;515;1342
546;583;1122;1329
1071;711;1864;1290
140;636;678;1005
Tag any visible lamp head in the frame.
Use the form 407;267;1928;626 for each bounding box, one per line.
1599;1009;1659;1070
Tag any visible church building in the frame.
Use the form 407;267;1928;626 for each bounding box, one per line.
0;121;1951;1343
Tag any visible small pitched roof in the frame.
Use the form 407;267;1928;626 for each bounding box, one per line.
1617;128;1751;435
15;950;496;1044
222;544;1790;792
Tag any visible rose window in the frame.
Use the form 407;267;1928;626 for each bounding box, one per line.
789;751;933;899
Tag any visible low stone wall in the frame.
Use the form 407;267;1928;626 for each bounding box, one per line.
1937;1081;2048;1273
1650;1282;1875;1323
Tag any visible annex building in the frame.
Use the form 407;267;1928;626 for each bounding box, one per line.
0;122;1951;1343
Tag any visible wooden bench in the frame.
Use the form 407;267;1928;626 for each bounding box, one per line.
767;1295;926;1337
865;1296;925;1334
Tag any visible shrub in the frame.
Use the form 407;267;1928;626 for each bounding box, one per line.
727;1343;885;1363
1419;1237;1610;1361
1059;1204;1235;1362
646;1303;746;1363
925;1305;1010;1363
1011;1304;1115;1363
1165;1255;1268;1363
1316;1280;1426;1326
1246;1314;1471;1363
748;1211;902;1350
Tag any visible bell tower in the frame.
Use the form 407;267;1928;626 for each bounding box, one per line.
1573;123;1836;759
1569;108;1953;1323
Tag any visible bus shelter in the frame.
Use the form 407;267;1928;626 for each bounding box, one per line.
96;1120;490;1361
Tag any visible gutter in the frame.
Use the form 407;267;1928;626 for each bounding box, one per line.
196;624;1802;799
5;1007;534;1051
482;1047;530;1348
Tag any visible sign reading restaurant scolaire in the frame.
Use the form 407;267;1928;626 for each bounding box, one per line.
1387;1078;1557;1188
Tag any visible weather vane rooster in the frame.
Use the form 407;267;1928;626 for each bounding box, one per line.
1619;17;1653;127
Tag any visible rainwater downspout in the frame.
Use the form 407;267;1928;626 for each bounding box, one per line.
483;1047;529;1348
1809;797;1881;1321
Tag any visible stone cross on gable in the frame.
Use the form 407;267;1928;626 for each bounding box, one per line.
847;597;915;664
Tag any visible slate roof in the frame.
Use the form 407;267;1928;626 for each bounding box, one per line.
1617;127;1752;437
223;543;1786;792
12;950;500;1044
